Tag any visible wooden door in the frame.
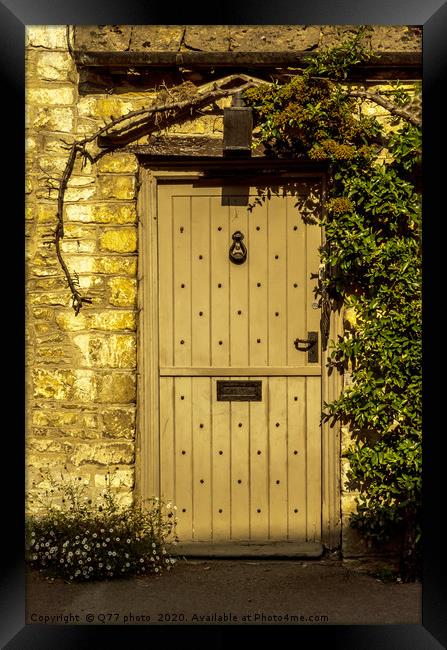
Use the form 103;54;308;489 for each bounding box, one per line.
156;179;322;545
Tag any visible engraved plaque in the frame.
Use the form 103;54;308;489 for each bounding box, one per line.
216;380;262;402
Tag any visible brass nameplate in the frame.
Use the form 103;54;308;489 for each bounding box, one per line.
216;380;262;402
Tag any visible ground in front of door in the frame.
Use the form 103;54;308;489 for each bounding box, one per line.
26;558;420;625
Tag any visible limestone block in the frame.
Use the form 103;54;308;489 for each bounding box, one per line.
32;409;81;427
73;369;97;402
27;86;75;107
74;25;132;52
97;373;136;403
102;407;136;439
90;311;136;331
32;307;54;320
370;26;422;52
183;26;230;51
26;26;67;50
63;224;97;239
37;156;68;175
94;256;137;274
29;292;70;307
229;25;320;51
60;240;96;254
77;95;135;120
73;333;136;368
129;26;184;51
97;153;138;174
99;228;137;253
108;277;137;307
36;51;75;81
31;107;75;133
33;368;75;400
97;176;136;201
56;311;87;332
65;203;137;224
71;441;134;466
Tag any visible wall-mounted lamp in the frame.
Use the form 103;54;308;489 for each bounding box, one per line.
223;91;253;156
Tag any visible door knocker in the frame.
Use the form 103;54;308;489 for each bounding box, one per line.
229;231;247;265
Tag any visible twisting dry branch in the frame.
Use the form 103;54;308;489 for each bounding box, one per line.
348;90;421;127
54;74;264;314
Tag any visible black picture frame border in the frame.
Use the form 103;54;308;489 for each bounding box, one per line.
1;0;445;647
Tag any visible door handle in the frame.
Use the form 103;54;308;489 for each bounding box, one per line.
294;331;318;363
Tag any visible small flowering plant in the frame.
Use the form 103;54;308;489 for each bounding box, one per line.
26;470;179;582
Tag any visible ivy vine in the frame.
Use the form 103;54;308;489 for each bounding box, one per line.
243;27;421;581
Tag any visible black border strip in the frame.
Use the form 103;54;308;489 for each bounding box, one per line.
1;1;445;648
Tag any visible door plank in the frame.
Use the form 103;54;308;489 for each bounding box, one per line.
306;376;322;540
157;186;174;367
230;392;250;539
268;376;289;540
173;196;192;367
159;377;175;505
229;203;249;367
249;376;269;540
211;378;231;541
210;198;230;367
287;193;306;366
174;376;193;539
287;376;307;539
248;197;268;366
268;195;288;366
192;378;212;540
191;196;211;366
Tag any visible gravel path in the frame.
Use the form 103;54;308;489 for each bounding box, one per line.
26;559;421;626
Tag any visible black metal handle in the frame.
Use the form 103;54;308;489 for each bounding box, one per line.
294;338;315;351
294;331;318;362
229;231;247;265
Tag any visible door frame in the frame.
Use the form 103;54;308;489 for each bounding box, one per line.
136;162;342;549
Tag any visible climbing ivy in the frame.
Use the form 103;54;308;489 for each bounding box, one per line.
243;27;422;581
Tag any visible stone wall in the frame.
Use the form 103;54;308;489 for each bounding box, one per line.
26;26;139;508
25;25;420;559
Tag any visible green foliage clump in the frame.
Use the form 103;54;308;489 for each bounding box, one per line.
26;471;178;582
243;27;421;580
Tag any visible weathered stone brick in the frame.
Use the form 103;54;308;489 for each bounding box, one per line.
74;25;132;52
228;25;320;51
94;257;137;275
33;368;75;400
31;106;75;133
73;333;136;368
56;311;87;332
29;292;70;307
60;239;96;254
90;311;136;331
129;25;184;51
100;228;137;253
36;204;57;223
97;153;138;173
36;52;75;81
26;26;67;49
102;407;136;439
97;176;136;200
71;442;134;466
65;203;137;224
73;369;97;402
27;86;75;106
97;373;136;403
108;277;137;307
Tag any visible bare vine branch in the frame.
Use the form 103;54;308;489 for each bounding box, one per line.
54;74;264;314
348;90;421;127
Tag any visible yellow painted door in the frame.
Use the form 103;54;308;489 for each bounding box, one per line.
157;179;322;543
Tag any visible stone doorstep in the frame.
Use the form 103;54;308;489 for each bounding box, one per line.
167;541;323;558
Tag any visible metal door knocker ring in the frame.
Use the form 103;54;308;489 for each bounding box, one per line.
229;231;247;265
